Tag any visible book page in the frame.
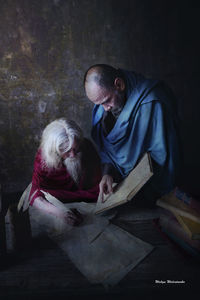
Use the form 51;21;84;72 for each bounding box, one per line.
95;153;153;214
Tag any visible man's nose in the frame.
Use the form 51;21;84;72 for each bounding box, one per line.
69;150;76;158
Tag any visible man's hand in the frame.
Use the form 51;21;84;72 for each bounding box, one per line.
99;175;113;203
33;197;83;226
64;208;83;226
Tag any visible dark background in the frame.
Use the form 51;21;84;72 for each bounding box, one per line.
0;0;200;196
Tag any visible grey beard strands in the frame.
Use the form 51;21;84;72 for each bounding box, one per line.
63;153;82;185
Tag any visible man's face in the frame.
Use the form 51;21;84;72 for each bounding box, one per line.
60;139;80;160
85;81;125;115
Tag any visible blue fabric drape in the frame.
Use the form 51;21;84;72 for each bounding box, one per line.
91;70;180;195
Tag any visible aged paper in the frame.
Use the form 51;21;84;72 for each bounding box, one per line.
95;153;153;214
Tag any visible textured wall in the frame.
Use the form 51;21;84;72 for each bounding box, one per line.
0;0;200;194
0;0;132;193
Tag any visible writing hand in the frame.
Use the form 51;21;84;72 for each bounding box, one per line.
64;208;83;226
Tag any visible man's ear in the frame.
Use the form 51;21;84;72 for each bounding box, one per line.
114;77;125;92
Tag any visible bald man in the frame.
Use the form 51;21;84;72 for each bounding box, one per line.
84;64;180;205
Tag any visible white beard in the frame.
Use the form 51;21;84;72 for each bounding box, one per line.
63;152;82;185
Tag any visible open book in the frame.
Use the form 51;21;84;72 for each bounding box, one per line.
94;153;153;214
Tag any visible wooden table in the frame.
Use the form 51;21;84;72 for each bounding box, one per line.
0;199;199;300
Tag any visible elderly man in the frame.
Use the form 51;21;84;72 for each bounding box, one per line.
84;64;180;205
26;118;101;226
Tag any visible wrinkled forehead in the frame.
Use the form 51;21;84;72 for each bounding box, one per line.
85;81;109;104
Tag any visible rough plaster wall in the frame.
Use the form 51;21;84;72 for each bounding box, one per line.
0;0;132;193
0;0;200;194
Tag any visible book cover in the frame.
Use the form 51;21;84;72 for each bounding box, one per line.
95;153;153;214
174;187;200;213
158;209;200;251
156;191;200;224
173;212;200;240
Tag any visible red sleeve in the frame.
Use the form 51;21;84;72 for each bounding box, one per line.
40;183;99;203
29;149;46;205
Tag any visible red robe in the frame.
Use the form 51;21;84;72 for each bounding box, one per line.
29;138;101;205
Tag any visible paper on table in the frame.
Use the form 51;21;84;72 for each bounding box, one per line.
29;195;154;287
48;222;154;287
29;192;115;243
43;192;116;243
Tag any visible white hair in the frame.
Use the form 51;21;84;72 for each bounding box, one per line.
41;118;83;169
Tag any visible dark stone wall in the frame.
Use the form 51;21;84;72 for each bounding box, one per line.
0;0;200;195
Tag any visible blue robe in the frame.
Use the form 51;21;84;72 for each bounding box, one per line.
91;69;180;197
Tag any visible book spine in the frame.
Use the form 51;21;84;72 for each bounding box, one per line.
159;213;200;251
156;199;200;224
173;212;200;240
